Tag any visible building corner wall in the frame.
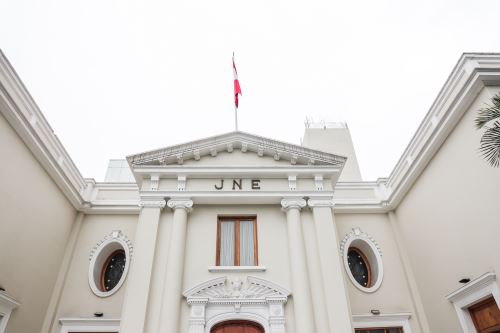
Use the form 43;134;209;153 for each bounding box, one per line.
0;112;77;333
394;86;500;332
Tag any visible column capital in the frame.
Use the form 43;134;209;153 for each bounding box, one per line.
138;199;166;208
167;198;193;212
307;197;335;208
281;197;306;211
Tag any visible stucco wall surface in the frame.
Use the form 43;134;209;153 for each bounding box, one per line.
0;113;76;333
395;86;500;333
178;204;294;333
335;213;421;333
50;214;137;333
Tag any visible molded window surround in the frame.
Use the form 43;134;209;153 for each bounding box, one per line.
340;227;384;293
0;291;19;333
352;313;412;333
88;230;132;298
446;272;500;333
59;318;120;333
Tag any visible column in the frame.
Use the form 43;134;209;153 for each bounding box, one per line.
303;218;331;333
159;198;193;333
308;197;353;332
281;197;316;333
120;199;165;333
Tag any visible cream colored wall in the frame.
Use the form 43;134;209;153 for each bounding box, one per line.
177;204;295;333
49;214;137;333
335;213;421;332
395;86;500;332
0;113;77;333
302;127;362;181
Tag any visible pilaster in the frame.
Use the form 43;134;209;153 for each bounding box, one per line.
308;197;353;333
120;198;165;333
158;198;193;333
281;197;316;333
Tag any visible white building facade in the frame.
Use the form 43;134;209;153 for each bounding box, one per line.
1;52;500;333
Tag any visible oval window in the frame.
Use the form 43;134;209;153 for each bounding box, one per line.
341;228;383;293
347;247;371;288
101;250;126;292
89;230;132;297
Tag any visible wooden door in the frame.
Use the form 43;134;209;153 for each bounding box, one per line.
469;297;500;333
211;320;264;333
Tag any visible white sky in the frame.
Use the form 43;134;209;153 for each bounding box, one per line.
1;0;499;181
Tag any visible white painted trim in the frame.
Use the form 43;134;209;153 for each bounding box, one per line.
340;228;384;293
0;291;20;333
58;317;120;333
208;266;266;272
0;51;88;208
352;313;412;332
88;231;132;298
446;272;499;333
205;312;269;333
126;131;346;169
184;276;290;333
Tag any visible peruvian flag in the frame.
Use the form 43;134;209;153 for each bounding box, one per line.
233;54;242;108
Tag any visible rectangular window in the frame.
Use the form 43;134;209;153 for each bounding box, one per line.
355;328;403;333
217;216;258;266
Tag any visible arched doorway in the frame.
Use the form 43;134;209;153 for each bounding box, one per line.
211;320;264;333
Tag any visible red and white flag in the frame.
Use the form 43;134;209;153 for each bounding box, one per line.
233;54;242;108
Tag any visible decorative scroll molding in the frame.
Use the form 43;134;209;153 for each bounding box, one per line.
183;276;290;333
89;230;133;261
340;228;381;256
177;176;187;191
138;199;166;208
288;176;297;191
314;175;324;190
307;197;335;208
150;175;159;191
167;198;193;212
280;197;306;211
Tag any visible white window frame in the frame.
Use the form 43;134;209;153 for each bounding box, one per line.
340;227;384;293
59;318;120;333
446;272;500;333
88;230;133;298
352;313;412;332
0;291;20;333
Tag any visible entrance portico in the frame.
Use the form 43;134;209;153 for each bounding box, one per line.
119;131;354;333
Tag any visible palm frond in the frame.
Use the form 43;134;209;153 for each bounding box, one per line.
475;93;500;129
479;125;500;167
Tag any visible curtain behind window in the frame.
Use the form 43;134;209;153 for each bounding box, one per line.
220;221;235;266
239;220;255;266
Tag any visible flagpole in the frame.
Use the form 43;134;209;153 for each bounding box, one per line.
235;105;238;131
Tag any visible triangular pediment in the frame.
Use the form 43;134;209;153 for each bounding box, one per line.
126;131;346;167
